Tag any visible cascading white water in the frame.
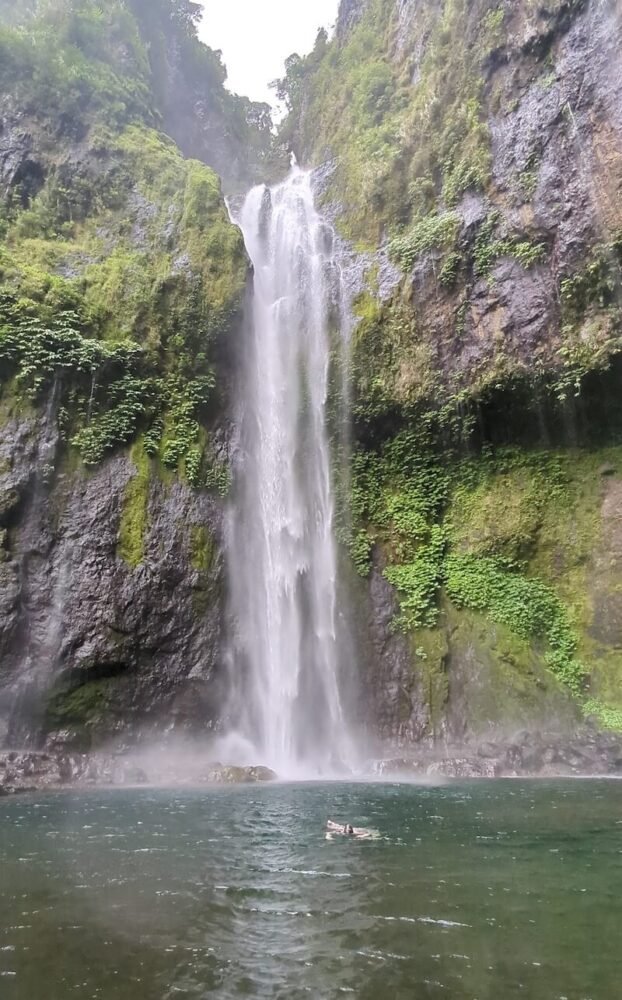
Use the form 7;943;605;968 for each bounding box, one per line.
225;163;356;777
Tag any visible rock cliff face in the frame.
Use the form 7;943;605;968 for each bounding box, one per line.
282;0;622;744
0;404;228;751
0;0;248;750
2;0;622;759
290;0;622;393
336;0;369;40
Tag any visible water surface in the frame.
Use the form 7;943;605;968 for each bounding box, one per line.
1;780;620;998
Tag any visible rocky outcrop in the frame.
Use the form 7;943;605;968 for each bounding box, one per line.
374;727;622;778
0;2;250;752
336;0;370;41
363;553;431;747
282;0;622;747
205;764;277;784
292;0;622;403
0;406;229;751
0;750;149;795
0;750;277;796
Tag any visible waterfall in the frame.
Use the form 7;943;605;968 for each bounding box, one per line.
225;164;356;777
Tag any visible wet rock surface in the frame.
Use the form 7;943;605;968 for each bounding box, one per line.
0;406;229;750
2;729;620;797
374;728;622;779
0;750;148;796
205;765;278;784
0;751;278;796
363;553;432;746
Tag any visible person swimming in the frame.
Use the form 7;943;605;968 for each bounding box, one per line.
326;819;377;841
327;820;363;837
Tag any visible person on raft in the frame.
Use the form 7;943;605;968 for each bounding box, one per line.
326;820;374;839
327;819;358;835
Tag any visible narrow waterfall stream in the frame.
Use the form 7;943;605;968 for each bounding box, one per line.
225;164;356;777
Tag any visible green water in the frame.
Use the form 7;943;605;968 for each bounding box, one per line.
0;780;620;998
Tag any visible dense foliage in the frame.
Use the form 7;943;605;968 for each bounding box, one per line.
0;0;248;488
275;0;503;243
0;0;273;175
346;424;622;725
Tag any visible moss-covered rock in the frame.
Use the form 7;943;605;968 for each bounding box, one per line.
438;603;578;741
353;433;622;733
0;2;250;481
0;1;245;750
44;678;115;751
117;441;151;567
284;0;622;447
190;524;215;574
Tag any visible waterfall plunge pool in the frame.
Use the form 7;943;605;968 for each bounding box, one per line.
1;779;620;998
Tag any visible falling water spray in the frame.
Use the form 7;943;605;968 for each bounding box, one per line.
225;163;357;777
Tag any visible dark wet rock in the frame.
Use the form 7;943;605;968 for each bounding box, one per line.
0;117;37;193
0;751;63;795
0;750;170;794
0;407;229;749
361;551;433;748
372;728;622;779
205;764;277;784
504;745;525;770
372;757;422;777
427;758;501;779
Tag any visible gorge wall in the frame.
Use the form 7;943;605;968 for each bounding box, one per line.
0;0;254;750
281;0;622;745
1;0;622;758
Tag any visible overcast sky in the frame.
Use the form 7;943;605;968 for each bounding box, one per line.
199;1;340;106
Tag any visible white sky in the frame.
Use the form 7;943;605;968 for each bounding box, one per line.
199;1;340;106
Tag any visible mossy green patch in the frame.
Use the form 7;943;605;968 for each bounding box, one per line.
412;628;449;733
0;3;249;478
389;211;460;271
587;647;622;712
0;377;34;424
348;434;622;724
190;524;215;574
351;299;441;423
44;677;115;749
584;699;622;731
444;553;586;694
117;440;150;567
472;213;546;276
438;603;578;736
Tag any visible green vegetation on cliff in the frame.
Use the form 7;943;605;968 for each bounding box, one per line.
118;441;151;567
277;0;503;243
0;0;250;487
282;0;622;421
349;427;622;728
